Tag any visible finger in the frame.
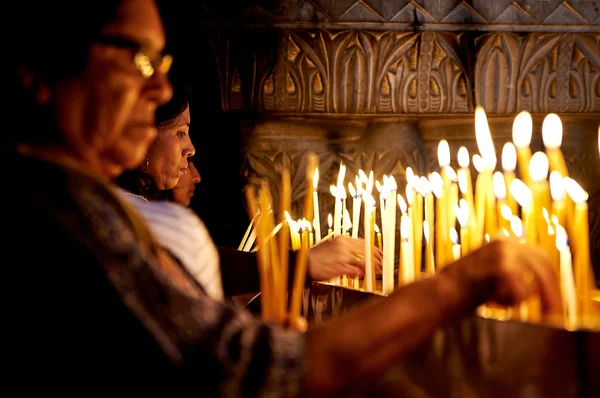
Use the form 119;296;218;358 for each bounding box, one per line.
373;255;383;272
343;264;364;278
524;245;562;315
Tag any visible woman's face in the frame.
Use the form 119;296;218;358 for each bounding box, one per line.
172;160;201;206
146;105;195;190
52;0;173;179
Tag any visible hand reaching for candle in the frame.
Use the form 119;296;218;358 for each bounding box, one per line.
439;237;562;316
306;235;383;281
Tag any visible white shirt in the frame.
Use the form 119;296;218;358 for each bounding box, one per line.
116;189;224;300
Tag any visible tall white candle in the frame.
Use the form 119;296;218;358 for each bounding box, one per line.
312;167;321;243
363;193;375;292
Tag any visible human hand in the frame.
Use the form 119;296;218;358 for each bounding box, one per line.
306;235;383;281
440;237;562;316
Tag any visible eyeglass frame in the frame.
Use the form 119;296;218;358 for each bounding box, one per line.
93;35;173;79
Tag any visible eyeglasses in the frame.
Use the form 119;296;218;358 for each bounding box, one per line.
94;35;173;78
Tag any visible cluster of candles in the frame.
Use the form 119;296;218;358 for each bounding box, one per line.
243;106;599;326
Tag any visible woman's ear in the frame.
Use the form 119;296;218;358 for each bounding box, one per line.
17;65;51;104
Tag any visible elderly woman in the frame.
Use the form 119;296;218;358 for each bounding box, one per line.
8;0;561;396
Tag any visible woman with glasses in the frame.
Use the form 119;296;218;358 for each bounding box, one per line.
8;0;561;396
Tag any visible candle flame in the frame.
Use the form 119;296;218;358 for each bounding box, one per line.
502;142;517;172
285;210;293;222
493;171;507;200
450;227;458;244
348;182;356;197
563;177;588;204
445;166;457;182
313;167;319;190
555;224;568;251
400;215;410;240
472;154;483;173
437;140;450;168
423;221;430;241
549;171;565;201
455;202;468;227
542;113;563;149
429;172;443;198
501;204;512;221
458;146;470;168
510;215;523;238
374;223;380;233
367;170;374;194
512;110;533;149
358;169;368;184
338;184;347;199
510;178;532;209
406;167;415;188
420;176;431;196
475;106;497;169
343;208;352;231
331;185;339;198
388;175;398;191
336;163;346;187
529;151;549;182
397;194;407;214
327;213;332;228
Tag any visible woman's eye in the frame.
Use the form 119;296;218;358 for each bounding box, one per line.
177;131;187;138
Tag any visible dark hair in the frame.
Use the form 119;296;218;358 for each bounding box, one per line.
115;79;192;199
11;1;122;145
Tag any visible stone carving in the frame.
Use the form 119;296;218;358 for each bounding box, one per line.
196;0;600;25
475;32;600;113
212;30;471;113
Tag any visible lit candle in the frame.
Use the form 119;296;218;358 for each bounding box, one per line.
363;193;375;292
374;223;382;251
410;173;424;277
382;176;397;296
493;171;509;233
550;171;566;229
312;167;322;243
450;227;460;261
512;110;533;186
436;140;451;268
458;146;477;241
422;221;434;275
474;106;497;247
502;142;519;216
529;152;554;264
456;199;470;256
430;171;445;267
330;184;341;238
556;224;577;324
348;178;362;239
564;177;593;317
542;113;569;177
422;176;435;274
327;213;333;238
399;209;414;286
